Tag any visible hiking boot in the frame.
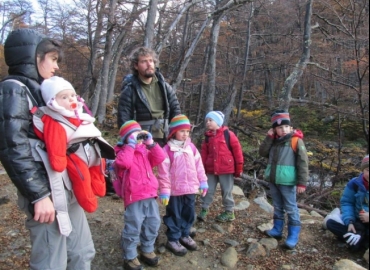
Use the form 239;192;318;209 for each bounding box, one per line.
166;241;188;256
215;211;235;222
180;236;198;251
140;251;159;266
197;208;208;222
123;257;143;270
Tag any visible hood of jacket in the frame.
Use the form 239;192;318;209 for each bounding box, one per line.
292;129;304;139
4;29;45;82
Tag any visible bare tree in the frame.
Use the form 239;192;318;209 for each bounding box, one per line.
279;0;314;111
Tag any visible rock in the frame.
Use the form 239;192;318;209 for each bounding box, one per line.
224;239;240;247
246;242;267;258
203;239;211;246
211;224;225;234
364;249;369;264
257;222;273;233
157;245;166;254
259;238;278;250
197;228;206;233
234;200;250;211
188;259;198;266
280;265;294;270
333;259;367;270
310;211;323;217
253;197;274;213
221;247;238;268
299;209;310;215
246;238;258;243
300;219;318;225
232;185;245;196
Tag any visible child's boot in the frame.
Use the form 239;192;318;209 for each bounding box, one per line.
140;251;159;266
197;208;208;222
265;219;284;239
285;225;301;249
123;257;143;270
215;210;235;222
166;241;187;256
180;236;198;251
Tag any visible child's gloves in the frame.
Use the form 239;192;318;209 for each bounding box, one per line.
127;133;137;148
142;131;154;145
159;193;170;206
199;182;208;197
343;232;361;246
234;163;243;177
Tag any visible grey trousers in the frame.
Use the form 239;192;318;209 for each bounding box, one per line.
121;198;161;260
18;190;95;270
201;174;235;212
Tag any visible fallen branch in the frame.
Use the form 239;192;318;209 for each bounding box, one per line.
297;203;328;217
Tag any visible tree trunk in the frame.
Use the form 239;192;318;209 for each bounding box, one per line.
95;0;117;123
279;0;313;111
144;0;158;48
236;2;254;121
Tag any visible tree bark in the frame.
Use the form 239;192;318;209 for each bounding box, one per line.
144;0;158;48
279;0;313;111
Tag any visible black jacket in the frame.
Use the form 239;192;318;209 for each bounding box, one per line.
0;29;50;204
117;71;181;128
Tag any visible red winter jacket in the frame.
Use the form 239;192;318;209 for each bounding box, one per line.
201;126;244;176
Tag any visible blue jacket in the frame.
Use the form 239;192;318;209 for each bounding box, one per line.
340;173;369;226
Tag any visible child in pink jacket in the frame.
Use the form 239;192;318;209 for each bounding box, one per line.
157;114;208;256
114;120;166;270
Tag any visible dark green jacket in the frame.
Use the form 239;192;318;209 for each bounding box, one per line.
259;131;308;187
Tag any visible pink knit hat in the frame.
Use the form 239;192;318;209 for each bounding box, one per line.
119;120;142;144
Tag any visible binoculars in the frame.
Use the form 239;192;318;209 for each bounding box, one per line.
136;132;149;140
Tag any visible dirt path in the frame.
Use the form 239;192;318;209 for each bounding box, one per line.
0;173;368;270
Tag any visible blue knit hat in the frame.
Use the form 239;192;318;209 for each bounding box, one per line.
205;111;225;127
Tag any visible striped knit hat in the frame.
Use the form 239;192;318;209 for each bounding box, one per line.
271;110;291;128
119;120;142;144
168;114;192;139
361;155;369;171
205;111;225;127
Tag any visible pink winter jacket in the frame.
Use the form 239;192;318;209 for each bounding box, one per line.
157;138;208;196
114;143;166;207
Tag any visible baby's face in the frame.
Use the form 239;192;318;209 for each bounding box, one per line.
55;89;78;111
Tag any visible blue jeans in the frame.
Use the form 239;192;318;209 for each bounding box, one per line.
269;183;301;226
164;194;196;242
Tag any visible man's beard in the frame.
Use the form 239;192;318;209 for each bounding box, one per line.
143;69;155;78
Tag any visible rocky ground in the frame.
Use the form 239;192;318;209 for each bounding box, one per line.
0;168;369;270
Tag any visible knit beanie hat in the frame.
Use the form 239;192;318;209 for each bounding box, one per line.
41;76;75;105
271;110;291;128
119;120;142;144
205;111;225;127
361;155;369;171
168;114;192;139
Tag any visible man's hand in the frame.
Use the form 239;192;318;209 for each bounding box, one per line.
359;211;369;223
33;197;55;224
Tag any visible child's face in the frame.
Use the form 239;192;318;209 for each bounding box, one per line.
175;129;190;141
205;118;219;131
363;168;369;182
55;89;78;111
274;125;291;137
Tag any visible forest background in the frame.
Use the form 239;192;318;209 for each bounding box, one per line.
0;0;369;211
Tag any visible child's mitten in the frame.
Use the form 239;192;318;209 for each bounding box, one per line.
142;131;154;145
234;163;243;177
199;181;209;197
127;133;137;148
159;193;170;206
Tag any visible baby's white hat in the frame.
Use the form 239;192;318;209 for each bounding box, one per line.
41;76;75;105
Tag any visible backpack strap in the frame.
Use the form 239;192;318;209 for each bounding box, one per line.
291;136;299;153
205;129;232;152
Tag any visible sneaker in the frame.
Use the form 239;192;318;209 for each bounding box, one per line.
123;257;143;270
197;208;208;222
140;251;159;266
166;241;188;256
215;211;235;222
180;236;198;251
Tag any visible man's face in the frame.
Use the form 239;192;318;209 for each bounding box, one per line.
135;55;155;79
